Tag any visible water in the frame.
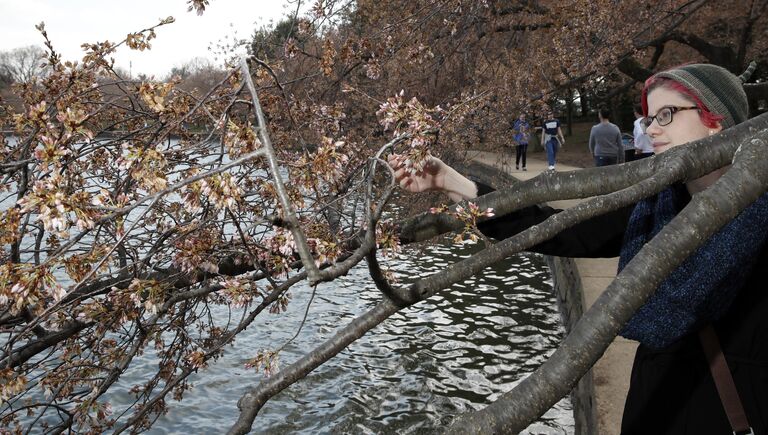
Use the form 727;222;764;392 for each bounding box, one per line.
110;239;572;434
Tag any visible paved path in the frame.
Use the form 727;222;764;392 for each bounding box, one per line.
468;150;636;435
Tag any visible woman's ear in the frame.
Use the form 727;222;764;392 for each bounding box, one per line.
709;122;723;136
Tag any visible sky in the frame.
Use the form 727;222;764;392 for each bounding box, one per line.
0;0;295;78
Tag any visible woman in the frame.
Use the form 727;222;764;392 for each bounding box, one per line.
389;64;768;433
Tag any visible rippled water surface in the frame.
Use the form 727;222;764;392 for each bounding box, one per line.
110;239;571;434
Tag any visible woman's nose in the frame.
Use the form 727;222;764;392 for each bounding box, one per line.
645;121;662;137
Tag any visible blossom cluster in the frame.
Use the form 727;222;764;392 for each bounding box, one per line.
223;119;262;158
244;349;280;376
62;245;109;282
219;277;260;308
259;228;298;278
172;227;221;275
127;278;168;316
199;173;243;210
17;169;97;237
308;238;340;267
0;263;66;314
126;29;157;52
376;91;444;173
0;369;28;403
139;81;175;113
321;38;336;76
294;136;350;193
430;202;495;244
375;220;400;257
117;142;169;193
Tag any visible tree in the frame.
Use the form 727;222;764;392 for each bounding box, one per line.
250;16;304;62
2;1;768;434
166;57;228;96
0;45;49;85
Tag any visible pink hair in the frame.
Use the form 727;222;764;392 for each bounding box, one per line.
641;76;725;129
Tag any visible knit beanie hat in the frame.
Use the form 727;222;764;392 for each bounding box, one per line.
647;64;749;129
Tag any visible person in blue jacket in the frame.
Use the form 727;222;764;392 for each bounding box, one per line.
389;64;768;434
512;113;531;171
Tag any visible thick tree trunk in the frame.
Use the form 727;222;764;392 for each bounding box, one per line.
578;87;589;118
566;90;573;136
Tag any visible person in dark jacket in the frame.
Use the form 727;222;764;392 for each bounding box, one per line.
541;110;566;171
388;64;768;434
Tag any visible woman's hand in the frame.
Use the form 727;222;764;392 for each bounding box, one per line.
387;154;479;202
387;154;446;193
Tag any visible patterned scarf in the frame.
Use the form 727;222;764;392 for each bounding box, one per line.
618;184;768;349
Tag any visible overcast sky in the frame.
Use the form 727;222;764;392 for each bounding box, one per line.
0;0;294;77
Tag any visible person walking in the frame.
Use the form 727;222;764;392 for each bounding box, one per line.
588;107;624;166
513;113;530;171
541;111;565;170
389;63;766;434
633;105;654;159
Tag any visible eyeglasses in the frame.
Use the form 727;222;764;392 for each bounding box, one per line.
641;106;699;130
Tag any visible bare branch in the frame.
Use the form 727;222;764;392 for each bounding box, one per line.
238;58;322;284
